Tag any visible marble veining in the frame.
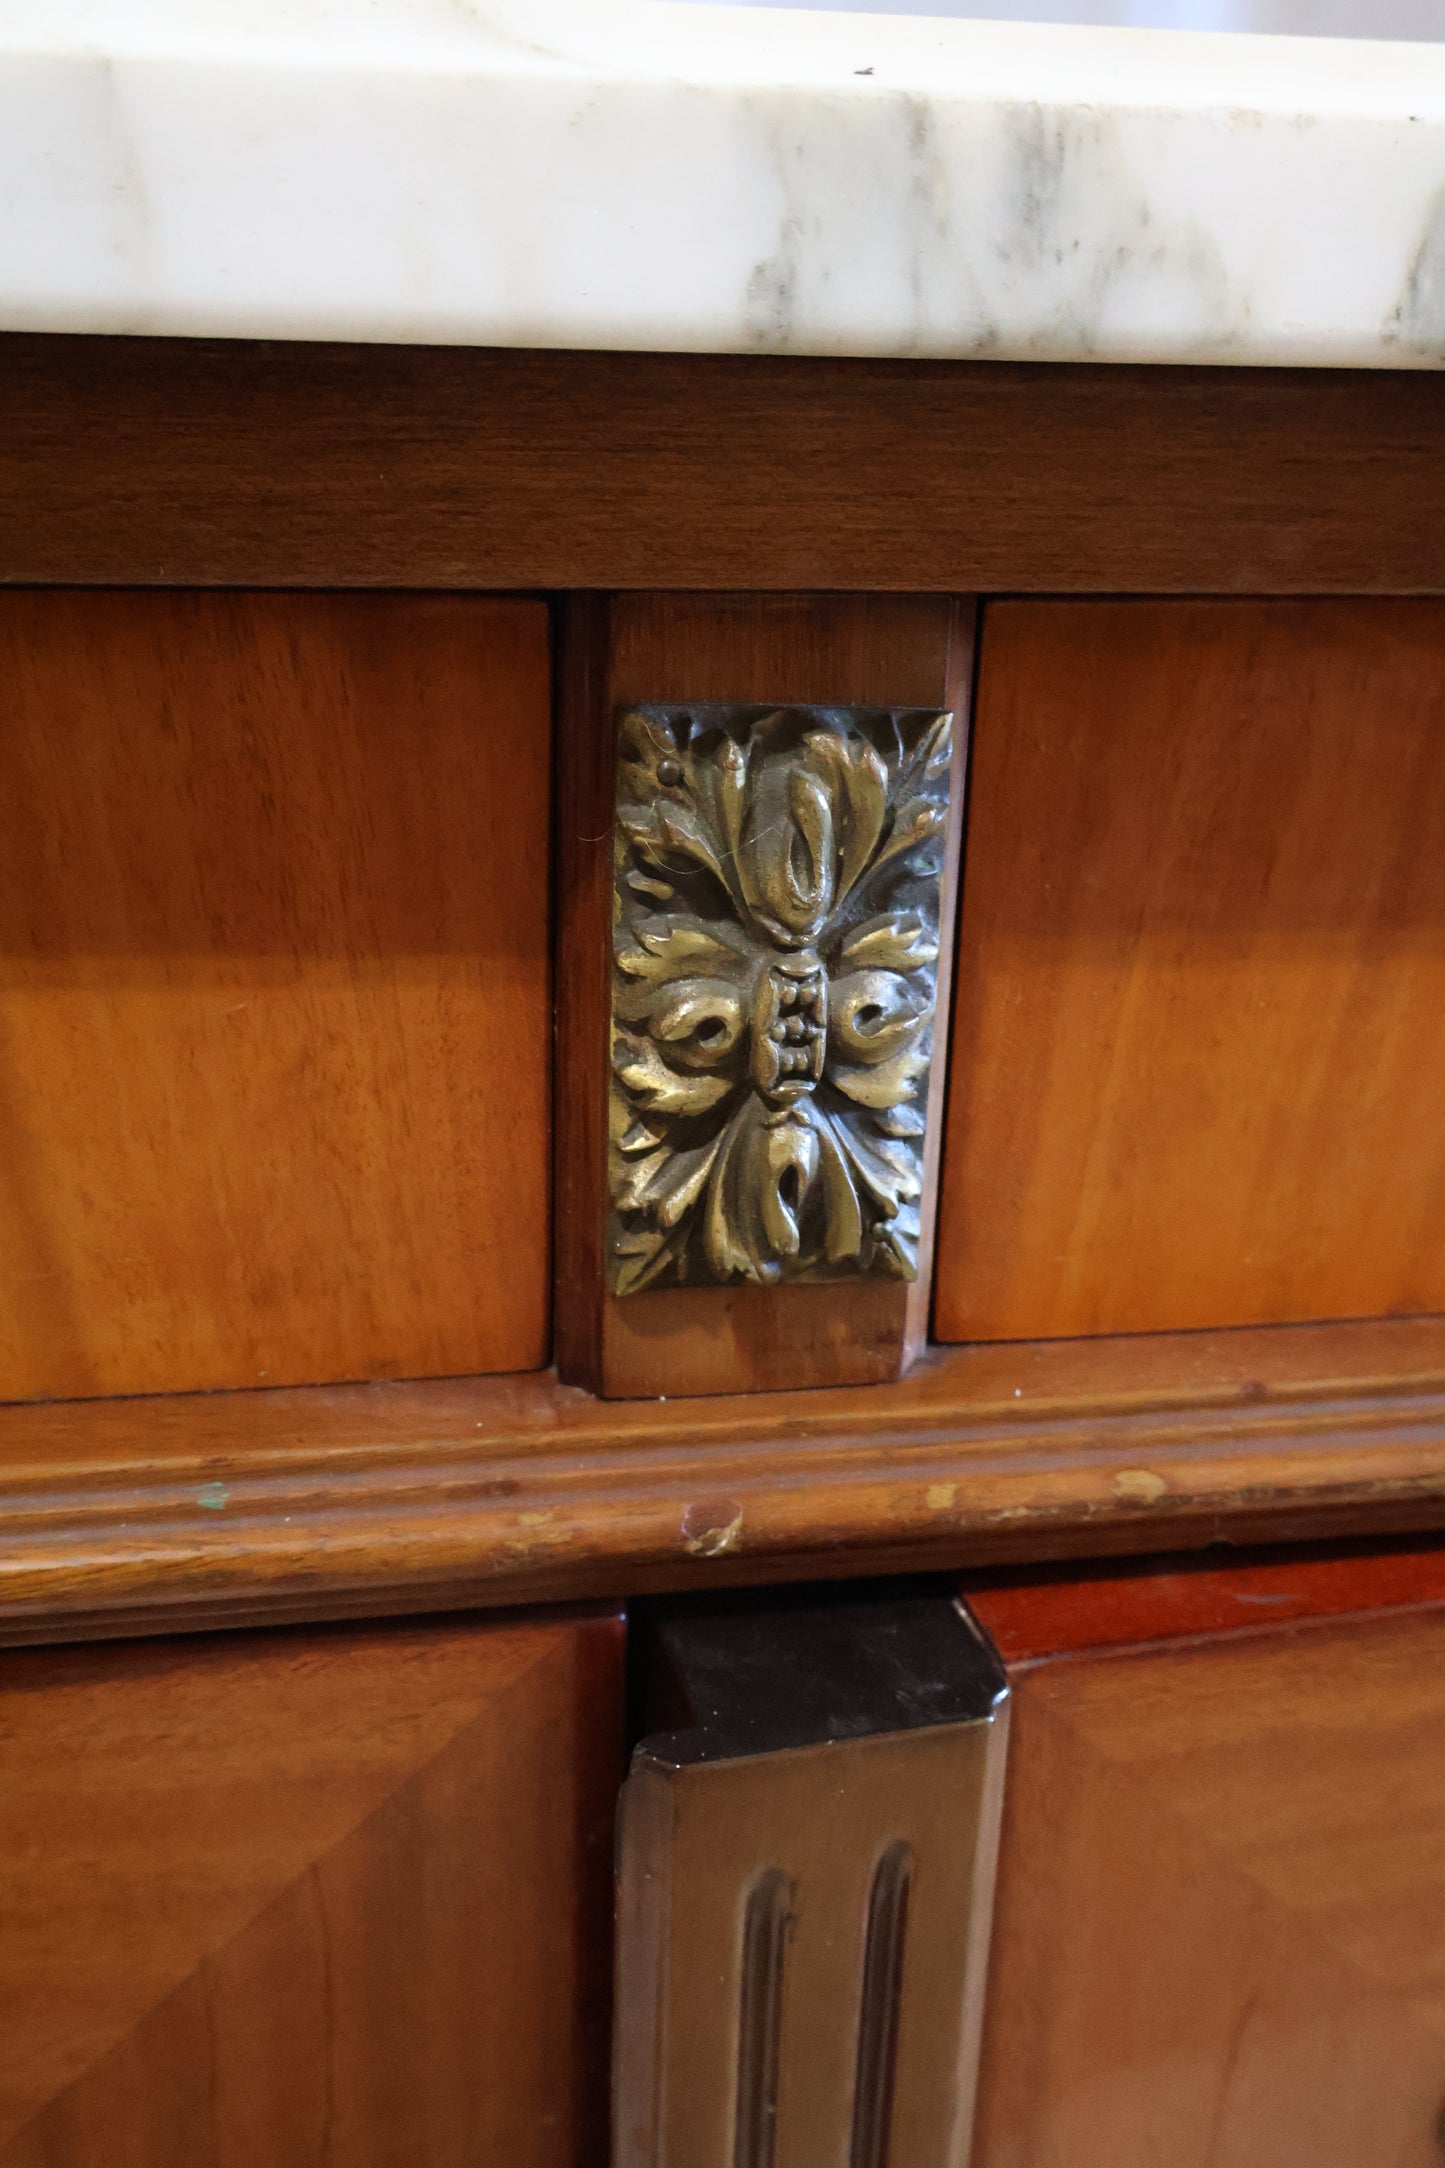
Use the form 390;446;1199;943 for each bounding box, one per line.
1;0;1444;365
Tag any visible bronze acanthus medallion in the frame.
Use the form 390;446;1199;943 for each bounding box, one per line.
608;702;953;1293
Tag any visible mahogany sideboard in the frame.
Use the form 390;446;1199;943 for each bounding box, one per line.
4;336;1445;2165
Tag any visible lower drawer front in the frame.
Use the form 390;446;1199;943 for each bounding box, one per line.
969;1549;1445;2168
9;1559;1445;2165
0;1608;622;2168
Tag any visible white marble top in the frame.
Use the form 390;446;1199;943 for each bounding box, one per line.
2;0;1445;366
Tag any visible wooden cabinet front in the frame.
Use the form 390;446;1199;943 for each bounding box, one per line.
4;349;1445;2168
0;1607;622;2168
614;1549;1445;2166
936;599;1445;1345
0;591;551;1402
967;1548;1445;2168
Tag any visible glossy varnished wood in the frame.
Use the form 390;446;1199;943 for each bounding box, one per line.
7;1317;1445;1644
0;590;551;1399
965;1548;1445;2168
938;599;1445;1345
556;593;972;1399
0;1606;623;2166
968;1539;1445;1664
5;338;1445;594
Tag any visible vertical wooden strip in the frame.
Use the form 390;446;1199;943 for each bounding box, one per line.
911;605;977;1370
555;594;975;1400
553;594;613;1386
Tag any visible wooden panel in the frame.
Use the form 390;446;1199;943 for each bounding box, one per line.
966;1552;1445;2168
8;1315;1445;1645
0;1606;623;2167
937;599;1445;1345
0;590;550;1399
966;1539;1445;1664
6;336;1445;595
556;593;973;1399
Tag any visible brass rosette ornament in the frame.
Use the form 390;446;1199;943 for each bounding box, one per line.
608;702;953;1293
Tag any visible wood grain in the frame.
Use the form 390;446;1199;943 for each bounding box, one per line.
0;1606;623;2167
967;1538;1445;1665
7;1315;1445;1645
937;599;1445;1345
965;1554;1445;2168
5;337;1445;594
555;593;973;1399
0;590;551;1399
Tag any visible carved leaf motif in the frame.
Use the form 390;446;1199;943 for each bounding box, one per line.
617;1115;666;1156
781;766;833;922
866;800;948;885
616;1135;725;1230
814;1118;866;1264
704;1099;821;1283
876;1102;926;1138
620;801;729;890
830;1115;922;1213
612;1145;672;1216
616;917;750;982
648;986;747;1066
613;1225;685;1297
871;1206;921;1279
835;913;939;974
613;1030;734;1118
829;971;930;1068
799;733;890;911
607;702;951;1292
901;710;954;787
830;1042;931;1110
617;713;674;799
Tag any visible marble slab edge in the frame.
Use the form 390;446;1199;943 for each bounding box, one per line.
1;0;1444;366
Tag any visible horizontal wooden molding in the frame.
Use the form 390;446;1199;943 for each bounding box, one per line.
5;1315;1445;1646
4;337;1445;593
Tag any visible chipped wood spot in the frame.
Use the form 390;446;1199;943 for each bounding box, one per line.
1113;1469;1169;1503
682;1498;744;1558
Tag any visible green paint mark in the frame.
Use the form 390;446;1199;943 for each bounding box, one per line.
197;1481;230;1512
